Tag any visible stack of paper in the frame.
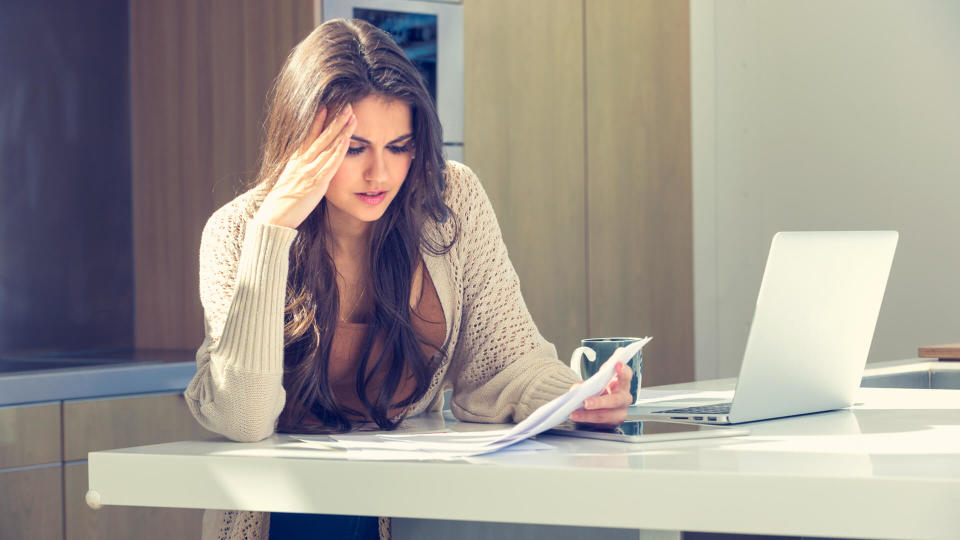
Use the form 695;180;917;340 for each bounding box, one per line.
297;337;652;460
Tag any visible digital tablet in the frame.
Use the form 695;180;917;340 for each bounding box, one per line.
545;419;749;443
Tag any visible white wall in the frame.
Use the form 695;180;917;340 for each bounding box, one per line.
692;0;960;379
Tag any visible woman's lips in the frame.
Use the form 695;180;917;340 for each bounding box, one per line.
356;191;387;205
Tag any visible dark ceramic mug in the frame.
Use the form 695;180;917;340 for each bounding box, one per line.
569;337;644;404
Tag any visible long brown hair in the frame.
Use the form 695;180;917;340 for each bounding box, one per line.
251;19;457;433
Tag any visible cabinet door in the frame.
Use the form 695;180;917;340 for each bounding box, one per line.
63;393;212;540
585;0;693;386
130;0;315;350
0;402;61;469
64;462;202;540
0;465;63;540
463;0;587;359
63;392;216;461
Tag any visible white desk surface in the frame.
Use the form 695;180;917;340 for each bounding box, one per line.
88;384;960;540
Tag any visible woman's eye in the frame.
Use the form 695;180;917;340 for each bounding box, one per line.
345;145;410;156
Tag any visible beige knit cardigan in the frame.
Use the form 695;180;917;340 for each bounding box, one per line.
184;160;579;540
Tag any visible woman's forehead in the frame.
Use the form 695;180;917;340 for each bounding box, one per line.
350;95;412;139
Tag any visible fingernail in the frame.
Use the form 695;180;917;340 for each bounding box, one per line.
584;399;593;410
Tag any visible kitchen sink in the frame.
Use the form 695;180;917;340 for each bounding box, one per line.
860;361;960;390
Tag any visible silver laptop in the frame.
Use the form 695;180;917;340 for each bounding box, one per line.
641;231;898;424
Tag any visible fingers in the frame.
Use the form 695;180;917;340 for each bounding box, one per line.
291;107;327;160
568;362;632;426
307;107;327;147
568;392;631;424
612;364;633;392
308;115;356;175
597;363;632;396
582;388;633;411
301;104;354;162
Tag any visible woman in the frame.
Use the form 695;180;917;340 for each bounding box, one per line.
185;18;633;540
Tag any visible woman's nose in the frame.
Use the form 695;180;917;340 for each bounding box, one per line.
364;152;387;186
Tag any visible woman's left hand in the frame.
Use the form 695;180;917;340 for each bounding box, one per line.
569;362;633;426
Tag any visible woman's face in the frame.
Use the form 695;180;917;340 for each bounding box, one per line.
324;94;414;232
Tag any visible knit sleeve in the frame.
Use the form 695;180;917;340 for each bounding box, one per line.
184;199;298;442
445;162;580;423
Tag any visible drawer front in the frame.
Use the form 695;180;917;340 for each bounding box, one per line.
64;462;202;540
0;465;64;540
64;393;215;461
0;402;62;469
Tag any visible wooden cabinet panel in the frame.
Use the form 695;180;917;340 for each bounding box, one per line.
585;0;693;386
463;0;587;359
0;465;63;540
0;403;61;469
130;0;314;350
63;393;216;461
64;463;202;540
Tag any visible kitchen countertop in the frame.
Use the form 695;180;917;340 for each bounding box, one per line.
0;349;196;406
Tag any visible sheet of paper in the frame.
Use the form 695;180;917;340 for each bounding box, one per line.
296;337;653;459
500;336;653;442
340;439;554;461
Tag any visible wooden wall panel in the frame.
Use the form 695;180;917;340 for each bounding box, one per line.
585;0;693;386
463;0;587;359
132;0;315;350
208;0;247;211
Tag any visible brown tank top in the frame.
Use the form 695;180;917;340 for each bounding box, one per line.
327;266;446;421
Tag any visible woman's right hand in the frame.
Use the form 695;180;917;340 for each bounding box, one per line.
253;104;357;230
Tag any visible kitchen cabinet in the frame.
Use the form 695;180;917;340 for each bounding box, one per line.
0;403;64;540
0;391;214;540
0;402;61;469
464;0;587;361
63;392;214;460
129;0;314;351
0;465;64;540
63;392;214;540
463;0;692;386
584;0;693;386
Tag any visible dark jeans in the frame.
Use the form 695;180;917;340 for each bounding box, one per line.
268;512;379;540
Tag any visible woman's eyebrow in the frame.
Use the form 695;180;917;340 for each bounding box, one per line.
350;133;414;145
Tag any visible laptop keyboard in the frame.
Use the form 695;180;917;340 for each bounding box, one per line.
654;402;732;414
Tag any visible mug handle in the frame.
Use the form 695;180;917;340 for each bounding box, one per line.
569;346;597;377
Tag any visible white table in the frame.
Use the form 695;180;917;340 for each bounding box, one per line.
87;386;960;539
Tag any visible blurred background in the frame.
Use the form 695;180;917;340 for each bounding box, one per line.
2;1;960;538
